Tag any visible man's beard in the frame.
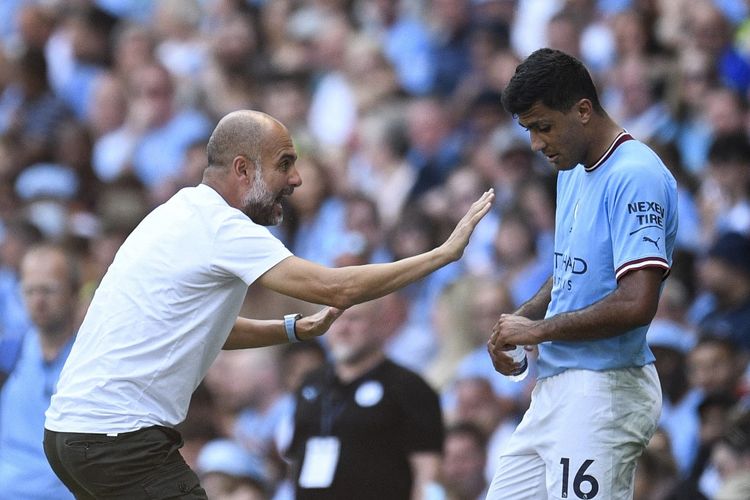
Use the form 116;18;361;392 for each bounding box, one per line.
242;166;284;226
329;341;376;366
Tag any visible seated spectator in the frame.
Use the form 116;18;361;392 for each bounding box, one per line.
0;244;80;499
697;132;750;244
666;392;740;500
711;410;750;500
491;206;551;308
633;446;679;500
197;438;269;500
688;336;747;397
0;218;43;342
0;47;71;167
448;278;534;409
448;376;518;486
692;232;750;352
441;421;489;500
92;62;212;191
648;320;702;475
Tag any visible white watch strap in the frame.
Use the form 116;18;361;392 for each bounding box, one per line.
284;313;302;343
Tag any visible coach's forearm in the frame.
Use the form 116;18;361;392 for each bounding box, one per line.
260;249;456;310
223;317;286;349
224;307;344;348
331;247;453;308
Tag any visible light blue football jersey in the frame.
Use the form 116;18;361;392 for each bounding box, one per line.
538;132;678;379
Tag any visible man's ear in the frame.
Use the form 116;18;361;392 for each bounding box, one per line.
576;98;593;125
232;155;251;183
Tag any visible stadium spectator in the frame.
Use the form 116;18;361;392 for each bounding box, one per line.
288;299;444;500
91;62;213;191
196;438;268;500
448;375;518;485
0;243;80;499
0;218;43;342
441;421;489;500
711;410;750;500
692;232;750;351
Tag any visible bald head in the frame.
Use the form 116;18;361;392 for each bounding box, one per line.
206;110;285;169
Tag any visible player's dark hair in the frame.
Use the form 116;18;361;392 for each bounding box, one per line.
501;48;603;116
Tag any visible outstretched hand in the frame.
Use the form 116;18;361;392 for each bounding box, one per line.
294;306;346;341
442;189;495;261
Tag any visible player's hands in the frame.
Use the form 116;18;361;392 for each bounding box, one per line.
487;342;523;376
440;189;494;261
294;306;346;341
487;314;543;374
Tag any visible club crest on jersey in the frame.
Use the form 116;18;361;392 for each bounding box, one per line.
627;201;664;235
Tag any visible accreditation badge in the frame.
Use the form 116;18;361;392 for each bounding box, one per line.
298;436;341;488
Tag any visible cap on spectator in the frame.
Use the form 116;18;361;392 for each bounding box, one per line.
647;319;696;353
708;232;750;276
15;163;78;200
196;439;266;484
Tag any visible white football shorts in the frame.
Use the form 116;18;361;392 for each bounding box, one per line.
486;364;661;500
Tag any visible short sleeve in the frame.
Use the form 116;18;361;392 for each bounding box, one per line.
211;213;292;286
607;163;673;281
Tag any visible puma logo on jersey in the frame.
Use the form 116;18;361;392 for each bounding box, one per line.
642;236;660;250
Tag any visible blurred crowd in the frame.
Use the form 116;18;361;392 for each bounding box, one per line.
0;0;749;499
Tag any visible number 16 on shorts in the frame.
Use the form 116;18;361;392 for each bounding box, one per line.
560;458;599;499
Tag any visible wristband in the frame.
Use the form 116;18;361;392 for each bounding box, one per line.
284;313;303;343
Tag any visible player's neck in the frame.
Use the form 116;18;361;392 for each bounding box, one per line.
585;118;625;168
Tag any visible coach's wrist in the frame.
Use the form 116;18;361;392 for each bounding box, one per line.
284;313;303;343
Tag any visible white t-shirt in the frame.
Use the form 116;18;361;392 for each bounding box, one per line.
45;184;292;433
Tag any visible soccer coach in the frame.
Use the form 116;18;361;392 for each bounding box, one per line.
43;110;494;499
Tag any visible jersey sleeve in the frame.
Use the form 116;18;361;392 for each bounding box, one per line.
607;162;673;281
211;213;293;285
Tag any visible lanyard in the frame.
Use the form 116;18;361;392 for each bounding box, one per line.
320;389;348;435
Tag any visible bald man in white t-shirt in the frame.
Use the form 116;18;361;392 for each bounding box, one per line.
43;110;494;499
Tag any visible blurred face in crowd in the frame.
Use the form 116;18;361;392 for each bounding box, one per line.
453;378;501;435
494;217;536;266
326;301;384;365
470;281;513;345
697;256;748;303
711;441;750;481
129;65;174;128
688;341;738;393
445;168;483;224
204;350;280;411
21;247;76;336
442;431;487;499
